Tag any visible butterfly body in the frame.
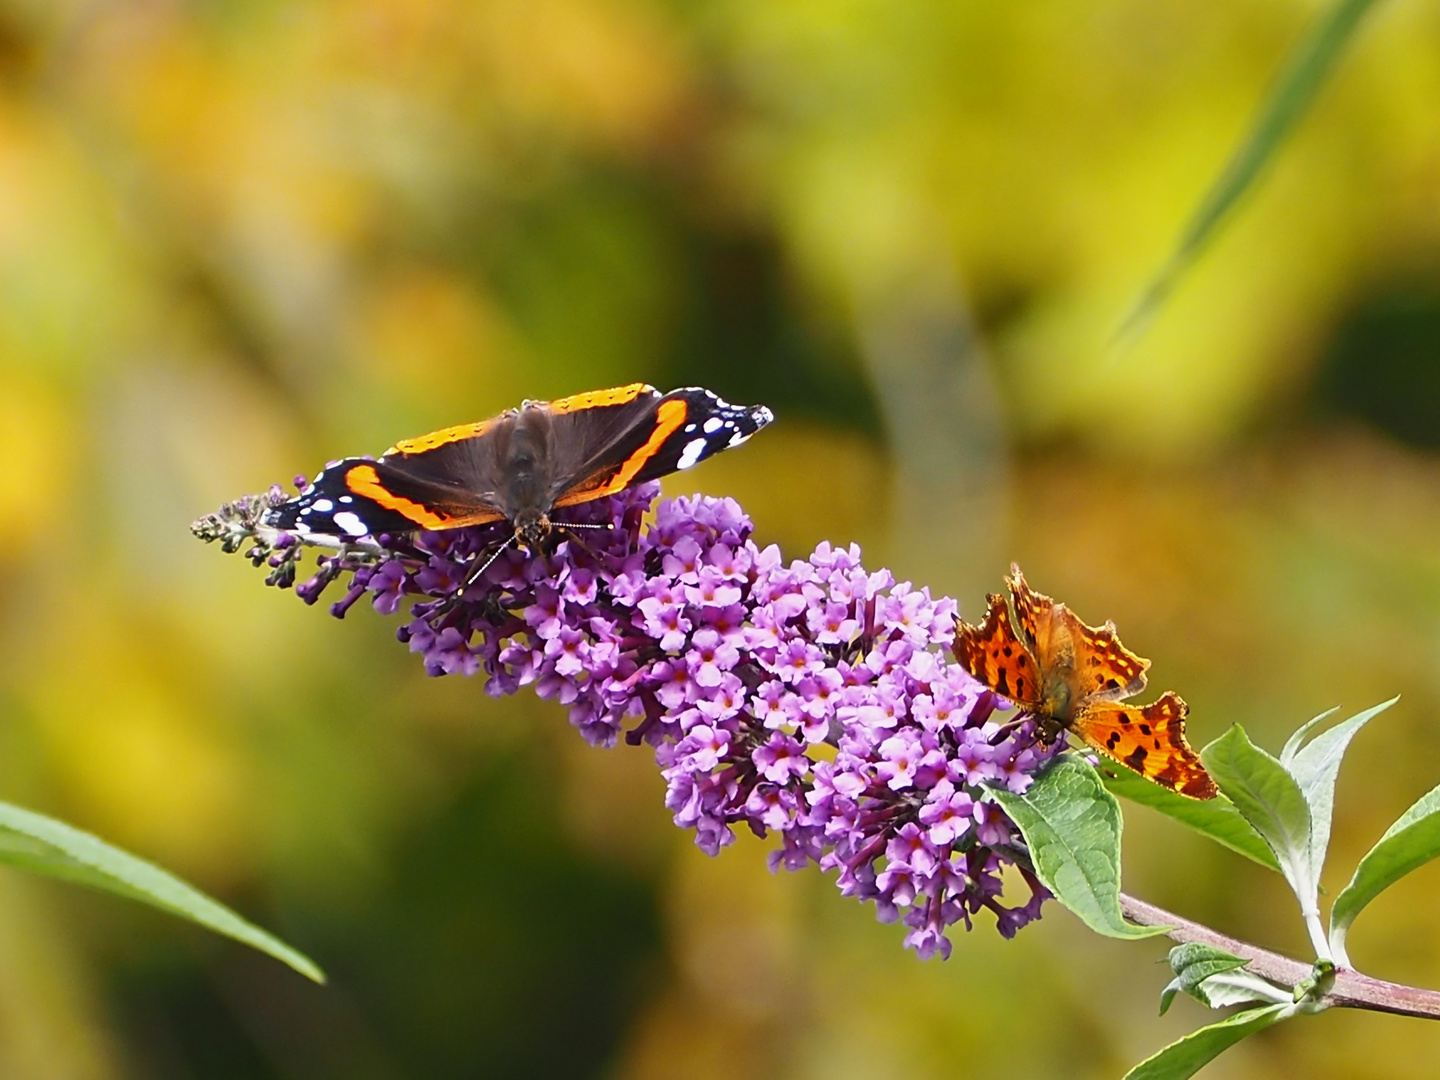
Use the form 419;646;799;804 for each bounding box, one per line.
266;384;773;547
955;565;1216;800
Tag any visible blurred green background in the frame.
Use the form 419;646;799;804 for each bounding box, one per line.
0;0;1438;1076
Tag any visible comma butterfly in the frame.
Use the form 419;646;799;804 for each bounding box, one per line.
954;564;1217;800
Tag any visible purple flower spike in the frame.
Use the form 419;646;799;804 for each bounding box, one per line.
195;479;1060;957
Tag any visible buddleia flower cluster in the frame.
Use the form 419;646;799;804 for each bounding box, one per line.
194;482;1058;958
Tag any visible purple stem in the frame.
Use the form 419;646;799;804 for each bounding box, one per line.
1119;894;1440;1020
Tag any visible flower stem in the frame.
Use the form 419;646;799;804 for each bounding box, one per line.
1120;893;1440;1020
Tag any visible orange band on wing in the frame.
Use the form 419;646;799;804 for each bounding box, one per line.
553;397;688;507
345;464;455;530
547;383;654;415
387;418;495;456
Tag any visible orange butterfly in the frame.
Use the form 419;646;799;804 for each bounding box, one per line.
954;564;1217;800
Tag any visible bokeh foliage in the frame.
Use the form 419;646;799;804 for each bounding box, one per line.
0;0;1439;1076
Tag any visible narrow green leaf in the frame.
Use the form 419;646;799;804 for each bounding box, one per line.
1159;943;1289;1012
1160;944;1251;1015
1280;707;1340;765
1123;1004;1293;1080
1116;0;1383;344
1201;726;1315;910
1285;698;1396;885
986;755;1167;940
1167;942;1249;973
0;801;324;983
1100;765;1280;872
1186;970;1294;1011
1330;781;1440;962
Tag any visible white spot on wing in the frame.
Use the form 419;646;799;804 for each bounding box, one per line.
703;416;724;434
332;511;369;537
312;499;334;512
677;437;708;470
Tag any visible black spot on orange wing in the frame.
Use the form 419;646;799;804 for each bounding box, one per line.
1143;692;1218;799
1072;621;1150;702
1004;564;1052;654
1068;694;1217;800
1180;772;1220;799
1003;564;1149;706
955;592;1042;710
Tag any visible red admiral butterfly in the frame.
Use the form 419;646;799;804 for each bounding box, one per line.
266;384;774;547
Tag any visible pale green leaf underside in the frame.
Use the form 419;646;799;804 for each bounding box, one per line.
1285;698;1396;884
987;755;1167;940
1187;971;1294;1011
0;801;324;983
1280;707;1340;766
1160;943;1251;1015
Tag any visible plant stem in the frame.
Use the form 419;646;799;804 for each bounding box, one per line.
1303;907;1332;963
1120;893;1440;1020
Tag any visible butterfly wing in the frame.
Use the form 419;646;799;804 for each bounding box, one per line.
1006;564;1052;651
1007;564;1149;706
265;457;509;537
1065;613;1152;705
1070;692;1217;799
1066;614;1150;702
548;386;774;508
349;386;667;526
954;591;1045;709
264;383;775;538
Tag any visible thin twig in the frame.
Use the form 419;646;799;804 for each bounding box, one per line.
1120;893;1440;1021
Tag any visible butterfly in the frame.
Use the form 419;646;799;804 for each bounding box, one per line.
265;383;773;548
954;564;1217;799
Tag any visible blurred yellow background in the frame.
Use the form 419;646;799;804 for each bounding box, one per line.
0;0;1439;1076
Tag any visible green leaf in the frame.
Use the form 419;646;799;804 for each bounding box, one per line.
1330;780;1440;964
0;801;324;983
1201;726;1316;913
1159;943;1290;1014
1100;765;1280;872
1279;707;1340;765
1185;970;1294;1012
1116;0;1384;344
1284;698;1396;885
1160;944;1251;1015
986;755;1168;940
1122;1004;1293;1080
